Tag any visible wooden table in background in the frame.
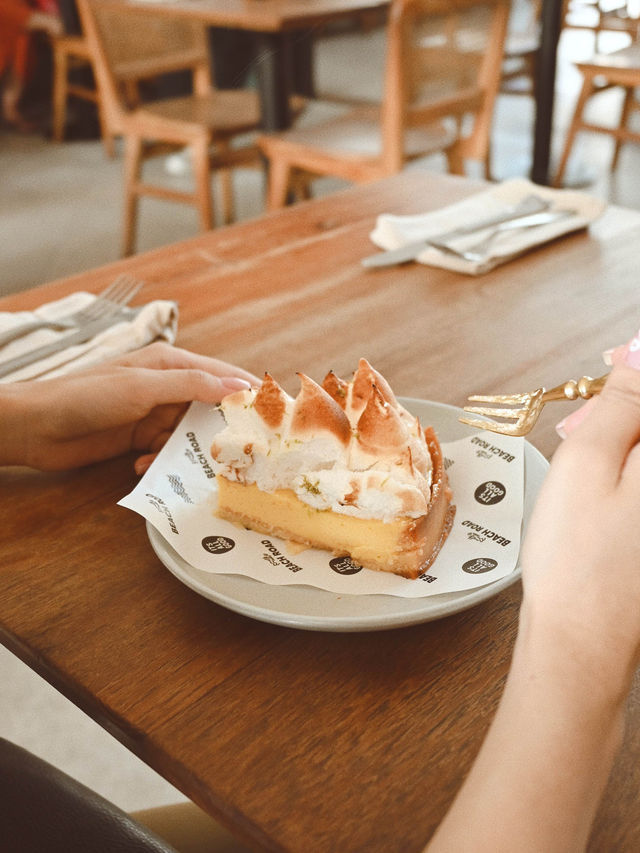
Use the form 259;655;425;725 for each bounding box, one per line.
3;171;640;852
107;0;564;182
105;0;390;129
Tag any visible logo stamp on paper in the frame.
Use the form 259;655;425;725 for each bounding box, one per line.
467;531;486;543
260;540;303;573
201;535;235;555
329;556;363;575
474;481;506;505
462;557;498;574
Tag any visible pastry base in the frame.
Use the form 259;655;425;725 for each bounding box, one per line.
215;429;454;579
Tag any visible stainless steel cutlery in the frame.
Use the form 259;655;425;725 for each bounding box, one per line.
0;275;142;348
361;194;554;268
426;208;577;263
0;277;144;378
0;308;140;379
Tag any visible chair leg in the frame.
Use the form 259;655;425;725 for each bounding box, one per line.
191;137;214;232
124;80;140;108
215;140;234;225
52;47;68;143
445;142;465;176
122;134;143;257
217;168;234;225
553;75;594;188
266;156;293;210
612;86;635;172
481;139;492;181
290;169;312;201
97;104;115;158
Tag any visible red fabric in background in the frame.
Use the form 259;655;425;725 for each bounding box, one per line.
0;0;59;81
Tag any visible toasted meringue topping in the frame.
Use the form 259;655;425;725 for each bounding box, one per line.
211;362;433;521
254;373;287;428
322;370;349;409
351;358;397;415
356;385;407;454
291;374;351;445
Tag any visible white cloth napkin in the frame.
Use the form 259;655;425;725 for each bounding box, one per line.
0;291;178;382
369;177;607;275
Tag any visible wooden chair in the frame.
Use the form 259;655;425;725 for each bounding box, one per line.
562;0;640;51
51;33;117;155
500;0;541;97
258;0;510;209
76;0;262;256
553;42;640;185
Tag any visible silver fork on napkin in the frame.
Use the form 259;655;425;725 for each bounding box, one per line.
0;275;142;348
361;194;551;268
0;283;143;379
426;208;578;263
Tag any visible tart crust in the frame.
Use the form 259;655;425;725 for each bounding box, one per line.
216;426;454;579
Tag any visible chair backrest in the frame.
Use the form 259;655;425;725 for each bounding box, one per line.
76;0;211;133
0;738;177;853
381;0;510;172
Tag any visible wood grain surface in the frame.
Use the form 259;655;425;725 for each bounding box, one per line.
2;171;640;852
102;0;390;32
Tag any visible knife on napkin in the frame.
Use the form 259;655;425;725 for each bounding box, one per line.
0;309;136;379
362;194;551;268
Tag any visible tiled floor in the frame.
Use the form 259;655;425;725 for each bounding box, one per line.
2;14;640;819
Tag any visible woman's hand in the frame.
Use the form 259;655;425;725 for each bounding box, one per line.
427;328;640;853
1;343;260;472
522;328;640;684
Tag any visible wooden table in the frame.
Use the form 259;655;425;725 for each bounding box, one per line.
3;172;640;852
105;0;389;130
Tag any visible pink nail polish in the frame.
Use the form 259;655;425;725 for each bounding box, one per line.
602;347;615;366
555;417;568;439
624;332;640;370
220;377;251;393
554;399;595;439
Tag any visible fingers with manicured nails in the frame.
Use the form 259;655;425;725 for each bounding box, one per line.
556;327;640;439
602;327;640;369
560;364;640;478
556;397;597;439
133;368;251;409
112;343;261;387
135;453;156;475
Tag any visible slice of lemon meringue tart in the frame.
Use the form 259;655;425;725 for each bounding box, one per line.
210;359;455;579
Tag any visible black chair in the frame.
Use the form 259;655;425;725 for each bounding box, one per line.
0;737;177;853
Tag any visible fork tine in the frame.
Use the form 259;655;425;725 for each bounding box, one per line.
109;277;143;306
96;274;129;302
459;415;500;430
92;274;132;308
97;275;137;307
467;392;530;405
82;276;142;322
80;275;131;321
459;415;526;436
463;404;528;420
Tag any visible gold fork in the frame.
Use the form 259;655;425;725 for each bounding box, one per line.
459;373;609;436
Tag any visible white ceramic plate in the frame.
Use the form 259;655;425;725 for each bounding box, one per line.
147;399;549;632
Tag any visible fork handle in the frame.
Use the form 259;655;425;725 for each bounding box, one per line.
542;373;609;402
0;319;50;348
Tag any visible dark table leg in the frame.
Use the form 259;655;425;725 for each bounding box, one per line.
209;28;257;89
290;30;315;98
531;0;564;185
253;31;315;131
